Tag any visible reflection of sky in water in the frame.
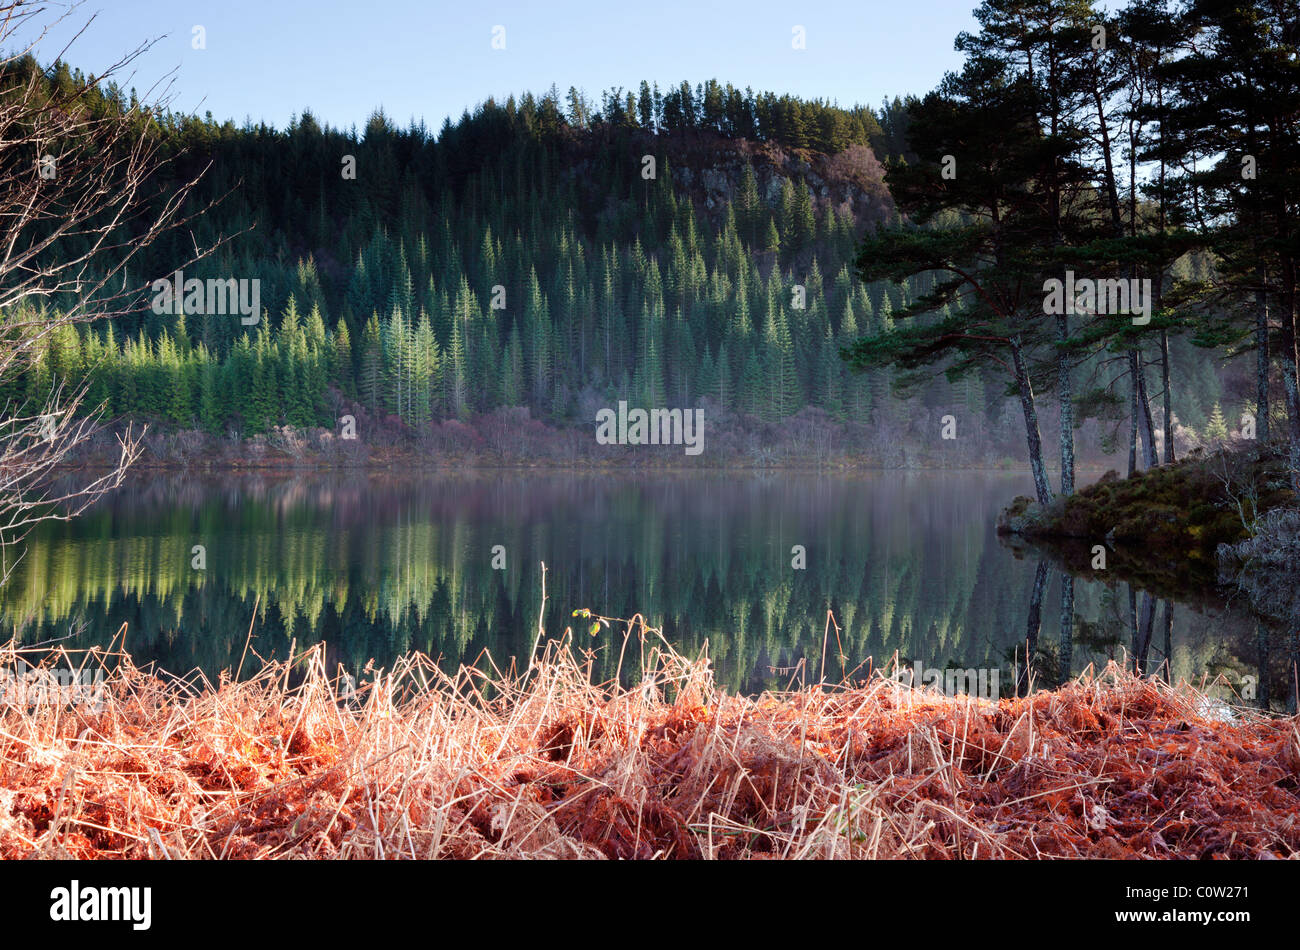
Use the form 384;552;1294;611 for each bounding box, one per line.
1;472;1290;709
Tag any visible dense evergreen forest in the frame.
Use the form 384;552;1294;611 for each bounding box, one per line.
0;51;1243;462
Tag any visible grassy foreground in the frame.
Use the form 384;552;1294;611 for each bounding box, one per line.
2;623;1298;860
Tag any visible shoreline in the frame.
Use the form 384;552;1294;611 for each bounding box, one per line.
59;410;1128;476
61;451;1116;478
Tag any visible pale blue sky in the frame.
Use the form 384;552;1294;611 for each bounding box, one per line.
11;0;983;131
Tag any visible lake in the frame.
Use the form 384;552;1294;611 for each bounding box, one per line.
3;471;1293;709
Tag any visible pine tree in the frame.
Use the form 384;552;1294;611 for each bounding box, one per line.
199;348;221;433
740;344;763;417
384;305;412;421
502;326;524;407
158;334;191;425
287;330;315;427
1205;402;1229;443
818;326;843;415
523;268;550;408
411;310;438;430
445;311;468;420
778;179;797;252
249;332;277;433
332;319;355;399
82;330;110;412
738;164;761;247
763;305;800;421
359;314;383;413
697;344;717;405
791;181;816;259
716;341;732;410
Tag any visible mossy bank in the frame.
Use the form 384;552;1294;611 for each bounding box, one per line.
997;444;1296;592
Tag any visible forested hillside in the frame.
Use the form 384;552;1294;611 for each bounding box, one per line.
2;58;1238;462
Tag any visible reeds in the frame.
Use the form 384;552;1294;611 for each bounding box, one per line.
2;617;1297;859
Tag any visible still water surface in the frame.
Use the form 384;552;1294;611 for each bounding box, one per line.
2;471;1291;708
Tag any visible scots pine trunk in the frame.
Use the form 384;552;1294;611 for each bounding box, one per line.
1160;600;1173;684
1127;584;1139;671
1290;630;1300;716
1278;267;1300;495
1256;282;1270;443
1278;334;1300;494
1161;330;1175;463
1136;351;1159;468
1134;592;1156;677
1255;622;1270;710
1012;336;1053;506
1016;560;1050;698
1056;312;1074;495
1128;350;1140;476
1058;573;1074;689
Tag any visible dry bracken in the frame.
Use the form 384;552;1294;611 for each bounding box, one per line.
1;621;1297;860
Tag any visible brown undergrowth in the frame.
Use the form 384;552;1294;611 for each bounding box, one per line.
2;617;1298;860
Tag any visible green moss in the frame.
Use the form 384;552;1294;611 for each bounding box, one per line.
998;444;1295;567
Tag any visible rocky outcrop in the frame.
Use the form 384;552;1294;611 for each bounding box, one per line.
564;130;894;241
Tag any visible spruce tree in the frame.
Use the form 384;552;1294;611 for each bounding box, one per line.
359;314;383;413
332;319;356;399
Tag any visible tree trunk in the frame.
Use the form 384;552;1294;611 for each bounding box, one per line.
1289;628;1299;717
1277;266;1300;495
1128;584;1139;671
1128;350;1140;476
1057;313;1074;495
1017;560;1050;698
1012;337;1053;505
1161;330;1175;463
1135;592;1156;676
1278;347;1300;494
1160;599;1173;683
1136;350;1159;468
1256;622;1270;711
1256;283;1270;444
1091;75;1125;236
1058;573;1074;688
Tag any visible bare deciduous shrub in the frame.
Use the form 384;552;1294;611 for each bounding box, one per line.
0;3;220;577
